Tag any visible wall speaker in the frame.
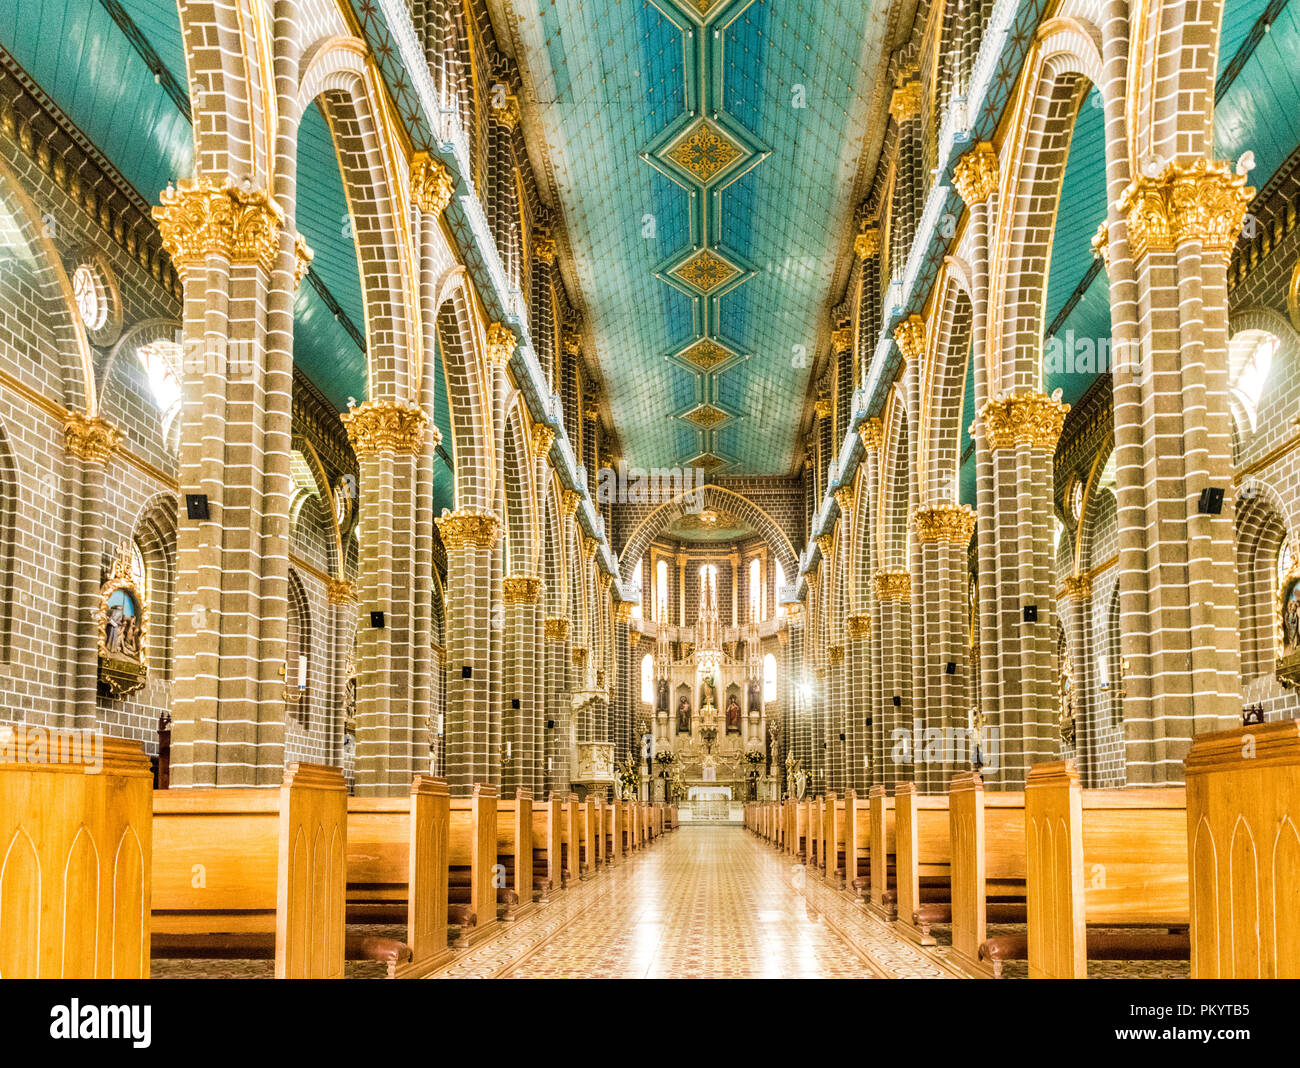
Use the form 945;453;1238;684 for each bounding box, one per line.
512;698;521;709
892;695;901;707
370;611;385;628
1023;605;1038;623
1198;487;1225;514
462;665;472;679
184;493;209;520
945;661;956;674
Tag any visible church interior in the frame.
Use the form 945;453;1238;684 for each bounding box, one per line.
1;0;1298;998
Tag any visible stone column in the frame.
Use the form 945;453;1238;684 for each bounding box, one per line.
327;577;358;768
502;574;542;794
543;616;571;790
344;402;433;796
437;509;502;794
858;419;885;784
873;568;912;787
154;180;310;785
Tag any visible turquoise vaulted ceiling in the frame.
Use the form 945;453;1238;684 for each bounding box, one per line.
514;0;883;473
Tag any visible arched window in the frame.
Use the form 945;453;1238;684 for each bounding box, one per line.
1230;331;1279;432
631;558;643;619
137;342;183;432
698;563;717;596
72;264;107;331
763;652;778;702
656;558;669;622
640;653;654;705
774;559;787;618
748;557;762;621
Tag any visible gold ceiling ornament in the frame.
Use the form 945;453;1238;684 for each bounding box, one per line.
889;79;922;122
64;412;121;464
832;326;853;355
1091;221;1110;270
410;152;456;216
561;489;581;518
671;249;738;293
293;233;314;290
687;451;729;473
682;402;729;429
814;395;832;419
435;507;502;552
854;225;881;259
859;418;884;450
665;119;745;183
486;321;517;367
678;338;735;371
326;578;357;606
951;142;999;207
828;645;844;666
533;229;557;265
834;485;855;514
544;617;570;642
1058;574;1092;602
153;178;283;276
847;614;871;640
530;422;556;459
1118;158;1254;264
893;314;926;361
980;389;1069;452
912;503;977;544
873;568;911;601
502;574;543;605
342;400;429;457
491;95;521;130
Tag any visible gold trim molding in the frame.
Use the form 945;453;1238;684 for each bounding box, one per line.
912;504;977;544
436;508;502;552
65;412;121;464
980;390;1069;452
952;142;998;207
873;569;911;601
154;178;283;276
342;400;431;457
1118;158;1254;264
411;152;456;216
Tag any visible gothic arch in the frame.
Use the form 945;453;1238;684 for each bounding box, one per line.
434;274;494;511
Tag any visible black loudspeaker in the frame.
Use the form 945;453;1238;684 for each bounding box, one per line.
370;611;385;628
184;493;209;520
1023;605;1038;623
945;661;957;674
1198;487;1225;514
512;698;521;709
838;732;846;741
892;695;901;707
546;719;555;730
462;665;472;679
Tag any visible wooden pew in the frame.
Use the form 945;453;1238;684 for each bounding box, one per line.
1185;720;1300;978
577;795;598;875
866;785;896;920
947;773;1027;977
562;794;583;881
893;783;952;945
594;798;607;866
447;785;500;946
498;789;539;914
823;793;846;886
152;764;349;978
0;727;152;978
532;793;564;893
345;776;453;977
791;799;807;860
605;797;623;864
1009;762;1189;979
844;789;870;899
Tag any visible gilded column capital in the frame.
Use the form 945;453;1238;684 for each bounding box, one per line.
486;322;517;368
912;504;977;544
814;395;832;419
889;80;922;122
1118;158;1254;264
503;574;543;605
847;614;871;640
530;422;556;459
854;225;880;259
873;569;911;601
562;328;582;356
411;151;456;216
834;485;855;514
816;533;835;558
859;417;883;450
1058;574;1093;602
893;314;926;361
326;578;357;605
342;400;432;457
596;570;612;591
436;507;502;552
64;412;121;464
614;600;634;623
533;229;557;265
561;489;581;518
831;326;852;355
153;178;283;276
980;389;1069;452
1091;220;1110;270
491;95;521;130
952;142;999;207
544;617;570;642
828;645;844;666
293;233;314;290
581;535;598;563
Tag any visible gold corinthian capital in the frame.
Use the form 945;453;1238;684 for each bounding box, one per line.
979;390;1069;453
153;178;284;276
342;401;431;457
436;508;502;552
912;504;977;544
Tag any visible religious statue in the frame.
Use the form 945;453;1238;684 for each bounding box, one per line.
1284;582;1300;653
726;694;741;733
676;694;691;734
747;678;762;714
98;542;148;697
657;677;670;714
700;674;716;711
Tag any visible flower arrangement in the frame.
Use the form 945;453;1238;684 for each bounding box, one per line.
654;749;676;767
615;753;640;798
743;747;764;766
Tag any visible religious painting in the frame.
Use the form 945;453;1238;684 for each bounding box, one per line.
676;693;692;734
725;688;742;733
97;541;147;698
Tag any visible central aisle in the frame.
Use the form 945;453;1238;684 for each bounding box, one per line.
439;826;882;979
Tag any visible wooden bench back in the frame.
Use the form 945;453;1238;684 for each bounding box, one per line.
347;776;449;973
531;794;563;889
947;773;1024;967
449;785;499;935
894;783;951;937
498;790;533;902
1026;762;1187;979
868;786;896;911
153;763;347;978
0;729;153;979
605;797;623;860
1185;721;1300;978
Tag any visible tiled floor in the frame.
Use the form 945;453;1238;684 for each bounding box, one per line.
429;825;944;979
